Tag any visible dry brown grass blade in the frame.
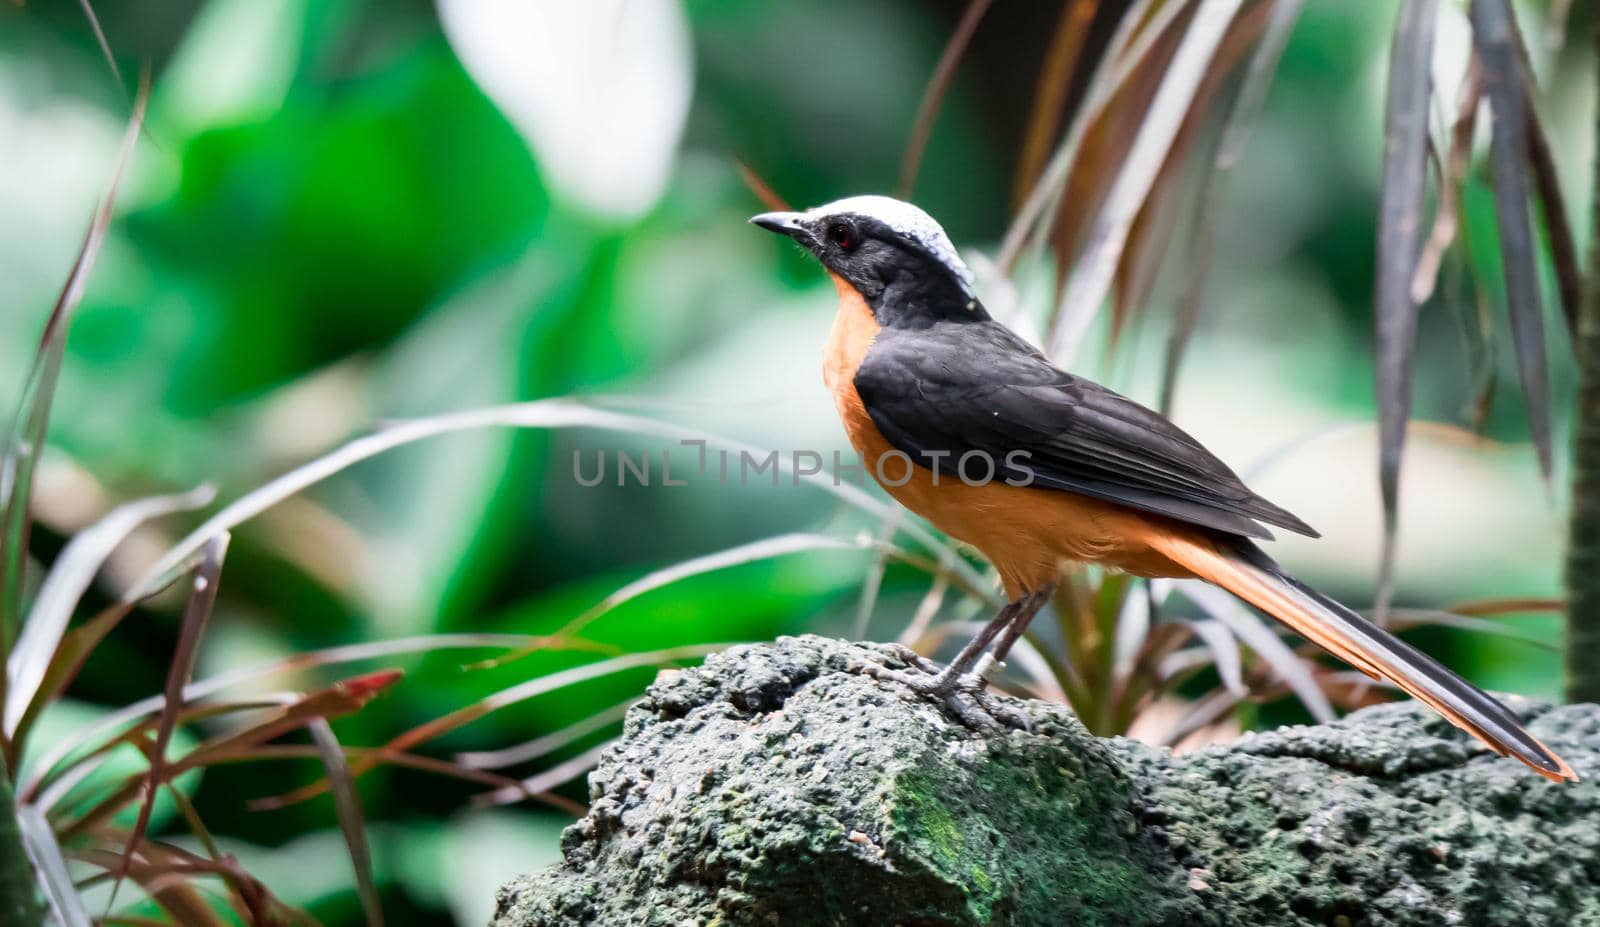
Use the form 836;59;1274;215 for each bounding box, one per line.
1412;57;1481;304
23;634;533;800
1471;0;1554;485
80;841;303;926
1046;0;1246;362
1044;5;1187;287
108;534;229;908
61;671;403;841
179;670;403;774
734;159;790;211
1444;596;1561;615
897;0;994;198
165;784;223;862
254;645;727;809
1015;0;1101;203
230;743;584;814
998;0;1170;274
1373;0;1440;627
853;510;904;640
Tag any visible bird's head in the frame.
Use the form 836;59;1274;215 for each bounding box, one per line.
751;195;985;327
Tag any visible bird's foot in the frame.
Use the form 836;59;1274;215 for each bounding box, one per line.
849;647;1030;731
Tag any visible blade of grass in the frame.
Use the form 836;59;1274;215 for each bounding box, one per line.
17;804;93;926
5;486;213;738
1161;0;1306;413
897;0;994;197
22;633;541;797
1543;0;1574;52
1019;1;1194;286
11;599;140;757
307;718;381;927
1499;6;1578;340
1111;577;1152;679
61;671;404;836
1170;580;1335;721
1162;686;1240;746
476;739;615;807
1522;82;1580;341
1412;56;1481;304
1384;608;1560;649
897;563;954;648
256;644;731;809
548;533;862;642
853;509;902;641
733;159;790;211
1471;0;1553;485
1373;0;1441;627
126;399;985;603
482;530;984;672
997;0;1166;274
76;843;275;926
0;83;146;705
1111;0;1274;356
165;785;223;862
1015;0;1100;204
1177;618;1245;696
0;767;43;926
76;0;125;92
41;696;298;823
1046;0;1247;362
108;534;229;911
457;698;632;770
220;743;583;814
1446;595;1560;615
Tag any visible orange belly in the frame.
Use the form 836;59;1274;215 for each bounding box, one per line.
822;274;1195;597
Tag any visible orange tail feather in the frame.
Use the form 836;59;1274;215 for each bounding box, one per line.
1148;531;1577;783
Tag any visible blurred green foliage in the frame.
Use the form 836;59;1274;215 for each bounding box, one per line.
0;0;1590;922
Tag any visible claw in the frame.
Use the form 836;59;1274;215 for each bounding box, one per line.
848;658;1031;732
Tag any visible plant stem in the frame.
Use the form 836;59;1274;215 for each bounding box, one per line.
0;764;42;927
1565;9;1600;705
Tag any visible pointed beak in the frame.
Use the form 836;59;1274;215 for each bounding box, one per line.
749;211;807;239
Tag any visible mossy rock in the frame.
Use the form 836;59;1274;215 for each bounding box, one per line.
492;636;1599;926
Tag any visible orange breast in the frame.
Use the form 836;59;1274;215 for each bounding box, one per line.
821;275;1194;597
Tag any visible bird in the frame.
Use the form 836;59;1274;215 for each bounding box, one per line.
751;194;1575;783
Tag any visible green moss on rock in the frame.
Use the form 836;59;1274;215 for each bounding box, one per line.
493;636;1598;927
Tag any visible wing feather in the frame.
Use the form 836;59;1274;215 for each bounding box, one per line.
854;322;1317;540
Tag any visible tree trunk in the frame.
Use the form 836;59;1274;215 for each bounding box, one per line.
1566;9;1600;705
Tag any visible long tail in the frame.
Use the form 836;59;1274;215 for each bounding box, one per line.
1148;532;1577;783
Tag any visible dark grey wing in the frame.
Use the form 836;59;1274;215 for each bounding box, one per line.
853;322;1318;541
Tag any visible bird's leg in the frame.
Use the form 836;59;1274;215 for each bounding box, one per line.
852;596;1030;728
984;581;1059;672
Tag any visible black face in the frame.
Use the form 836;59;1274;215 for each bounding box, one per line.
751;210;988;329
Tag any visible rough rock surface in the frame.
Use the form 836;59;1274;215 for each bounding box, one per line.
493;636;1600;926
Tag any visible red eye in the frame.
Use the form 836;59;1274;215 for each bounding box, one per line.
827;222;856;250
